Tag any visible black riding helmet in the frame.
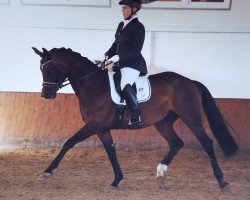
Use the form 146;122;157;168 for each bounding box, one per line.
119;0;141;11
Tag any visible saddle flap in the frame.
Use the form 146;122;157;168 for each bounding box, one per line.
113;71;137;97
108;72;151;105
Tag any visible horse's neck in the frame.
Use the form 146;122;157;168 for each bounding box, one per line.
67;64;108;100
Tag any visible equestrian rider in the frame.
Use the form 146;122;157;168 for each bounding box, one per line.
104;0;147;126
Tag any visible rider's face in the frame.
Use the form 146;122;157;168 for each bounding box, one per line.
121;5;133;20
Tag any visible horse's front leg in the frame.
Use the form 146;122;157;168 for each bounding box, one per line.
38;123;95;179
98;130;123;190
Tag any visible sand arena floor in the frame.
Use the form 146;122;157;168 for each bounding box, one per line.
0;147;250;200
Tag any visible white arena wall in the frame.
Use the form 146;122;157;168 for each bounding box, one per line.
0;0;249;98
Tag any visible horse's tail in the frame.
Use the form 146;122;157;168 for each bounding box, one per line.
193;81;238;157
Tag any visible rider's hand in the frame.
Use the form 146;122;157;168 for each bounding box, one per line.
104;62;114;72
98;55;109;68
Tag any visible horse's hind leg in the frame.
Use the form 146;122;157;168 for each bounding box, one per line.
154;111;184;181
177;101;228;189
188;124;228;189
97;130;123;190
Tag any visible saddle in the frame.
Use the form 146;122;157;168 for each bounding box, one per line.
95;60;151;103
107;71;151;128
108;71;151;105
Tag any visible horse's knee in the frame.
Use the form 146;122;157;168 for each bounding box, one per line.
63;138;75;150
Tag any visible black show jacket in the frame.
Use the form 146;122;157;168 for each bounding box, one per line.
105;18;147;76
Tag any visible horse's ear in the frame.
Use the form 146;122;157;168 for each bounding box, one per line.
42;48;49;54
32;47;43;57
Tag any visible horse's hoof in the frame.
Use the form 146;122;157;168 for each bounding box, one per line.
109;186;119;191
219;181;229;190
37;172;53;181
104;186;119;193
156;176;166;184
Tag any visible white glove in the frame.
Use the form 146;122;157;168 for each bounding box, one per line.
104;61;114;72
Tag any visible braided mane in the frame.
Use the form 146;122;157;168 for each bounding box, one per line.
50;47;95;67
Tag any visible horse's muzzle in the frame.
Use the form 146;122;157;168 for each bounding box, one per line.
41;87;57;99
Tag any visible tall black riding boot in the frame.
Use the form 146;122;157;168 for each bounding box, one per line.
122;84;143;126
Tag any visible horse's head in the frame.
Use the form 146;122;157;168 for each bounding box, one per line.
32;47;68;99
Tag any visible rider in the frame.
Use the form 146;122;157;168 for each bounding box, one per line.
104;0;147;126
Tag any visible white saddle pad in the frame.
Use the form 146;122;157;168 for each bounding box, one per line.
108;72;151;105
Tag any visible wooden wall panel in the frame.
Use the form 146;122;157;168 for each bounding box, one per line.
0;92;249;150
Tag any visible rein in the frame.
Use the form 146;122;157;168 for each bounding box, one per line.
41;55;110;90
77;60;113;81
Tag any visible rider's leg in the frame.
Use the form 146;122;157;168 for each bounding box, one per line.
120;67;142;126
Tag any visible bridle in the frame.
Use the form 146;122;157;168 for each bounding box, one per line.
40;57;70;90
40;53;110;90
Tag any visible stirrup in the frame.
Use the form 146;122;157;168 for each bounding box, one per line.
128;116;143;127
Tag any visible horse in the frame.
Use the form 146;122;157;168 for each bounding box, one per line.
32;47;238;190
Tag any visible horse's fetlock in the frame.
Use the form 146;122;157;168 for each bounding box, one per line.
119;174;124;181
45;162;58;173
176;140;184;150
116;173;123;181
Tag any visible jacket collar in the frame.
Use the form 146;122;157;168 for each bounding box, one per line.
122;17;138;29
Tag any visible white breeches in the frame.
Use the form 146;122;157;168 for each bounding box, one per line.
120;67;140;90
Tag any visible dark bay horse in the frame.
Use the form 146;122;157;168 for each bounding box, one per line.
32;47;238;190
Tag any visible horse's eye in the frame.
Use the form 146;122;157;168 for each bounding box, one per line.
48;67;56;74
